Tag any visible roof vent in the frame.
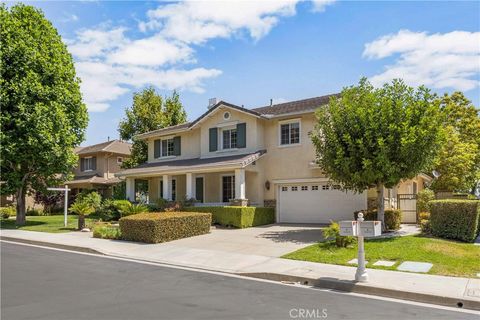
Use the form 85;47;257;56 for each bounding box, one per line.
208;97;218;109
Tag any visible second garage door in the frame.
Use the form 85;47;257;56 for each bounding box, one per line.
278;183;366;224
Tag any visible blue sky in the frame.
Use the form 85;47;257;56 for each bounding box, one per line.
17;1;480;146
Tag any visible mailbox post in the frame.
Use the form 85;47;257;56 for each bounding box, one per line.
355;212;368;282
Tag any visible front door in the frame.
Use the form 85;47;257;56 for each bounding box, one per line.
195;177;204;203
222;175;235;202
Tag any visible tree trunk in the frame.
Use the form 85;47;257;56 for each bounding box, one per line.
15;187;26;226
377;182;386;232
78;214;85;230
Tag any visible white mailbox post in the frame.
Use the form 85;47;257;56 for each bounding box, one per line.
47;185;70;227
339;212;381;282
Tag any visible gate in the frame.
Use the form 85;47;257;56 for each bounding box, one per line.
397;194;417;223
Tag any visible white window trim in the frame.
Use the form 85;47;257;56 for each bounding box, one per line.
219;126;238;151
82;156;93;172
156;137;177;159
278;118;301;147
116;157;123;164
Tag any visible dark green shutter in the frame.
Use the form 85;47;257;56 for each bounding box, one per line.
237;123;246;148
92;157;97;170
173;136;181;156
209;128;218;152
154;139;160;158
80;158;85;171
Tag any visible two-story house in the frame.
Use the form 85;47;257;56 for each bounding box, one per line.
66;139;132;197
116;96;430;224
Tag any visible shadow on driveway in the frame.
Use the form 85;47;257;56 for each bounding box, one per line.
257;226;325;244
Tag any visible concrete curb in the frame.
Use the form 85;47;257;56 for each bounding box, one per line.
239;272;480;311
0;236;104;255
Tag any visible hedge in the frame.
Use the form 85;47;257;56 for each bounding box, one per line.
183;206;275;228
430;200;480;242
119;212;212;243
354;209;402;230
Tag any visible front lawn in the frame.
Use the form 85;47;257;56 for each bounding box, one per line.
282;235;480;278
0;215;96;233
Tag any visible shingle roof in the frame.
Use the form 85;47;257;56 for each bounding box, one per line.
76;140;132;156
116;150;266;176
66;174;121;185
251;94;339;116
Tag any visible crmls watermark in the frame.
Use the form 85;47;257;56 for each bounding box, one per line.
289;308;328;319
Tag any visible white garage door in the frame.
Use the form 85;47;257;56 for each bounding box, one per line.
278;183;366;224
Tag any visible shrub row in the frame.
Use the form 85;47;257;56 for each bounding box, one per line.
119;212;212;243
183;206;275;228
93;223;121;240
430;200;480;242
354;209;402;230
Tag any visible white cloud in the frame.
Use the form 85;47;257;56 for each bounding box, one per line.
310;0;336;12
364;30;480;91
69;27;127;60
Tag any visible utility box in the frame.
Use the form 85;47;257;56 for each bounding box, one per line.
359;221;382;237
339;221;358;236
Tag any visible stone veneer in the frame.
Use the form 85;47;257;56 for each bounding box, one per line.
230;199;249;207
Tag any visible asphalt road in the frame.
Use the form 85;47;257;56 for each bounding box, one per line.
1;242;477;320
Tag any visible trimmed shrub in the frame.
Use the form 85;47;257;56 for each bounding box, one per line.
0;206;15;219
417;189;435;213
323;222;356;247
26;208;44;216
119;212;212;243
183;206;275;228
430;200;480;242
354;209;402;230
93;223;121;240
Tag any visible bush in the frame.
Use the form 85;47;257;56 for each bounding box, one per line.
93;223;121;240
183;206;275;228
420;219;431;234
76;191;102;210
418;211;430;221
354;209;402;230
26;208;44;216
323;222;356;247
120;212;212;243
0;206;15;219
417;189;435;213
119;203;149;217
430;200;480;242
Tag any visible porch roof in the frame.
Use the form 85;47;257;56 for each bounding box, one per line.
116;150;266;177
65;174;121;185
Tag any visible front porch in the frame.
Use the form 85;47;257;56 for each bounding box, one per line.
124;168;263;207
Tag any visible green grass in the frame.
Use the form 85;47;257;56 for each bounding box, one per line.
0;215;96;233
282;235;480;278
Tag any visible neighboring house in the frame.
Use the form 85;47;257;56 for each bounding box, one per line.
66;140;131;197
116;96;429;224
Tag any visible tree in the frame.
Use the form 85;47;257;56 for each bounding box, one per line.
118;87;187;168
69;200;94;230
430;92;480;192
0;4;88;226
311;78;442;228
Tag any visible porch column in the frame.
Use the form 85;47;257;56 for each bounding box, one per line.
162;175;171;201
186;172;194;200
126;177;135;202
235;168;246;200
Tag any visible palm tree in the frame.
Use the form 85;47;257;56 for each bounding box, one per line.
69;201;95;230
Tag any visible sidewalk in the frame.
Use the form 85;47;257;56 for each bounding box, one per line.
1;229;479;311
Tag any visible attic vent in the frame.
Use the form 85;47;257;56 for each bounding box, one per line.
208;98;218;109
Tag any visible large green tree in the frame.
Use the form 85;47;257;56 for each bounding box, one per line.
311;78;442;228
0;4;88;225
119;87;187;168
430;92;480;192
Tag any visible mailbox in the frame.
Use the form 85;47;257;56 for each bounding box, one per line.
339;221;358;236
359;221;381;237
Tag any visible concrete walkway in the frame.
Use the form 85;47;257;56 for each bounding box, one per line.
1;228;479;311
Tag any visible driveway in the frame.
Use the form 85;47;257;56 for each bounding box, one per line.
168;224;325;257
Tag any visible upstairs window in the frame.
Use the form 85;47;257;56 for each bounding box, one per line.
222;128;237;149
161;138;175;157
80;156;96;172
280;121;300;145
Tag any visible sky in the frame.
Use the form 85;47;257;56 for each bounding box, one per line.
12;0;480;146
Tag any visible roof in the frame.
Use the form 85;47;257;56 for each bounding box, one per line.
135;94;337;140
65;174;121;185
116;150;266;177
76;140;132;156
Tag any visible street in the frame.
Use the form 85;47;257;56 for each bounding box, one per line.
1;242;477;320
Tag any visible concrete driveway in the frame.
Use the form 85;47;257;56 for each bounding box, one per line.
168;224;325;257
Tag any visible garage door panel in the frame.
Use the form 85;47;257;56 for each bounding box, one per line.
279;184;366;224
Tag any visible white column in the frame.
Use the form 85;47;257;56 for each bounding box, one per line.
162;174;171;200
126;178;135;201
186;173;194;200
235;168;246;199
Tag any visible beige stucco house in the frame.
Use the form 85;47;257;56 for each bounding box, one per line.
65;140;131;197
116;96;430;224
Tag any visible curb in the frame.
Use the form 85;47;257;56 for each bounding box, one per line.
0;236;104;255
239;272;480;311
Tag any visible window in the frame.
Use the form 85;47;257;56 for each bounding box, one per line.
291;186;298;191
81;157;94;171
117;157;123;164
281;186;288;192
322;185;329;190
222;128;237;149
301;186;308;191
161;138;175;157
280;121;300;145
171;179;176;201
222;176;235;202
223;112;230;120
312;185;319;191
332;185;341;190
